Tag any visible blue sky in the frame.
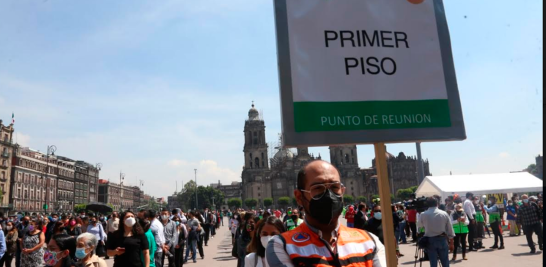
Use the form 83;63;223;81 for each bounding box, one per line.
0;0;542;199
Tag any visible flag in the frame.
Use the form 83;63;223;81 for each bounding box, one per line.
11;113;14;124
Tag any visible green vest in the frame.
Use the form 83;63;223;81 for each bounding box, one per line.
418;227;425;233
453;221;469;234
489;212;501;223
286;218;303;230
475;212;485;223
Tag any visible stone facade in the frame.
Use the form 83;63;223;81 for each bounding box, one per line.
0;121;14;211
56;156;75;213
536;155;543;179
363;152;431;201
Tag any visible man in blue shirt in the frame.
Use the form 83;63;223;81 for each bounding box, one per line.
505;199;518;236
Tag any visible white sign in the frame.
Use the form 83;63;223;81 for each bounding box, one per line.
274;0;465;146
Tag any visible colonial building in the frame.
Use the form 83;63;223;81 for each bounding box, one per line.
56;156;75;213
10;147;57;213
98;179;122;211
211;181;243;210
363;152;431;202
0;120;14;211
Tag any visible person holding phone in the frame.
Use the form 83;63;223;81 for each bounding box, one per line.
107;211;150;267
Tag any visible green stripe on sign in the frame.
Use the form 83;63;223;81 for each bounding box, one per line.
293;100;451;132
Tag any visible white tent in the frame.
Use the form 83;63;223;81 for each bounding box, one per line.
415;172;544;200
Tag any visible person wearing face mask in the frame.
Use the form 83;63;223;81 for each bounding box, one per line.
0;221;18;267
45;213;59;243
75;233;107;267
173;217;186;267
105;212;119;260
450;203;469;261
43;234;76;267
516;194;543;253
283;209;303;231
365;205;403;258
267;160;386;267
86;216;107;258
237;212;256;267
107;211;150;267
184;211;201;264
15;215;30;267
229;213;241;245
160;208;178;267
245;217;286;267
65;218;82;238
482;196;504;250
20;218;46;267
505;199;518;236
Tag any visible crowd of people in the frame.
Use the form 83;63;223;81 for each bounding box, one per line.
0;160;541;267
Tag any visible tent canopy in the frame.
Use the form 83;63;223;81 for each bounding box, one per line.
415;172;543;200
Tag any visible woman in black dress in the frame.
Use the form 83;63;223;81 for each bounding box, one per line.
107;211;150;267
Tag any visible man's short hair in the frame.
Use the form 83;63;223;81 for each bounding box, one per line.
466;192;473;198
426;197;438;207
145;210;157;219
161;208;169;212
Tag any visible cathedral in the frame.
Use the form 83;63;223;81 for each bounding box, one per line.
241;104;430;207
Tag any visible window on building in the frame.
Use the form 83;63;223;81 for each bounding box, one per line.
1;171;4;179
255;157;260;168
253;132;258;145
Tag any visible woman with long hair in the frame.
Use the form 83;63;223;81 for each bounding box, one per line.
245;217;286;267
106;211;150;267
65;218;82;237
44;234;76;267
0;221;18;267
237;212;256;267
20;218;46;267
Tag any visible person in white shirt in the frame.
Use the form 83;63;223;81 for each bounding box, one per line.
148;210;166;267
245;216;286;267
463;192;477;252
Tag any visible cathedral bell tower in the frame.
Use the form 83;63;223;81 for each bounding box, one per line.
243;103;269;169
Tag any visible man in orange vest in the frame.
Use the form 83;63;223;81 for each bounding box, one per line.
266;160;386;267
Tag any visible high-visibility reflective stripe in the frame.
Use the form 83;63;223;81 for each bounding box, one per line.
337;240;375;258
286;244;333;259
291;254;375;267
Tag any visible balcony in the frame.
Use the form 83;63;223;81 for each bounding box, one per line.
1;152;9;158
0;139;12;146
0;165;7;170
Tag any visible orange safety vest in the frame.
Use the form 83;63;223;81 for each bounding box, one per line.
279;222;376;267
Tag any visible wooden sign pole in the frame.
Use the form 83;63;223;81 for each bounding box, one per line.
374;143;398;267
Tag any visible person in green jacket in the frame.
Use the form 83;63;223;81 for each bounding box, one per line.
139;218;157;267
283;209;303;230
451;203;469;261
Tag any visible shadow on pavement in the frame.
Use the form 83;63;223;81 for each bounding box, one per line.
512;252;542;257
477;249;495;252
213;256;237;261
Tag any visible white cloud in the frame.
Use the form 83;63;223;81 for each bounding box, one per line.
168;159;240;186
499;152;510;158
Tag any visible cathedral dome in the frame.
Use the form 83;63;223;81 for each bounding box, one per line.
248;103;260;120
274;149;294;160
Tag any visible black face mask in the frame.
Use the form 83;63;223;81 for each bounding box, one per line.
291;215;298;221
302;189;343;225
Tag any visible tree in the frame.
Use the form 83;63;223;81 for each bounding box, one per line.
176;181;225;211
228;198;242;209
263;198;273;208
278;197;291;208
396;186;419;201
343;195;354;204
245;198;258;209
292;197;299;207
357;196;367;203
74;204;87;213
527;164;539;176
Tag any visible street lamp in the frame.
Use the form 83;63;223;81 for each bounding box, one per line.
120;171;125;211
194;169;198;210
45;145;57;214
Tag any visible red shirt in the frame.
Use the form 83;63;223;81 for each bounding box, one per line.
274;210;282;218
407;209;417;222
345;210;355;223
